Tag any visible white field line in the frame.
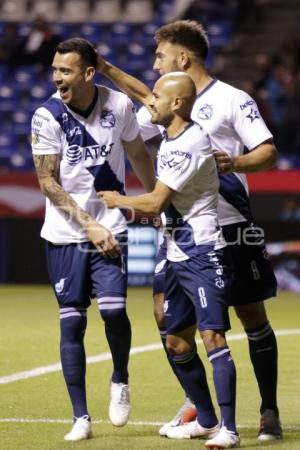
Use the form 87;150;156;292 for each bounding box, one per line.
0;418;300;431
0;329;299;385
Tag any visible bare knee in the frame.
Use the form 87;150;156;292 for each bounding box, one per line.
200;330;227;352
234;302;268;329
166;335;193;355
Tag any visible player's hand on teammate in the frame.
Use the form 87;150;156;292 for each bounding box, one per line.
86;220;121;258
98;190;119;209
214;151;234;174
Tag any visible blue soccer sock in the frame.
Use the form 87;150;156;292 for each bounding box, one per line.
169;343;218;428
160;328;194;400
60;309;89;418
208;346;237;433
100;307;131;384
246;322;278;415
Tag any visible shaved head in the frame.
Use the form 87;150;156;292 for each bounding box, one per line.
150;72;197;127
156;72;197;103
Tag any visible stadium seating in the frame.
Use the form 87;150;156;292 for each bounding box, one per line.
122;0;153;23
0;0;28;22
29;0;60;22
60;0;91;23
0;84;18;112
92;0;122;23
0;0;243;170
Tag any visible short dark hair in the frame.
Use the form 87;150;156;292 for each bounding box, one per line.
155;20;209;61
56;37;97;68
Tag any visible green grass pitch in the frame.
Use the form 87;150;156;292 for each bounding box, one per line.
0;285;299;449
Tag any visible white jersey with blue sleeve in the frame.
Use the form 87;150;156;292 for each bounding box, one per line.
157;122;225;262
31;85;140;244
137;79;273;226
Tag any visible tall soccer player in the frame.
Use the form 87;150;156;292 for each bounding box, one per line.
31;37;156;441
100;72;240;449
97;20;282;442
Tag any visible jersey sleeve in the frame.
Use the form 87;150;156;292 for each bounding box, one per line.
120;97;141;142
230;89;273;150
137;106;163;141
31;107;61;155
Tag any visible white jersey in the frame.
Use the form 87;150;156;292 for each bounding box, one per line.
137;79;273;226
157;122;225;262
31;85;140;244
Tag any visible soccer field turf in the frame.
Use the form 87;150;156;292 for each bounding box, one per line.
0;285;299;449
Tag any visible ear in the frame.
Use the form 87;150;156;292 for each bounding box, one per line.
85;66;95;81
177;51;191;71
172;97;183;112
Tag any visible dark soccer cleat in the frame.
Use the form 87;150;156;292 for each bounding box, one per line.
258;409;283;441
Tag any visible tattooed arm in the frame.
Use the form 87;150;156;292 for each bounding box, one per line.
33;154;120;258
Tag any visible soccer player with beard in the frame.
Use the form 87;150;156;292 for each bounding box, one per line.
31;37;156;441
97;20;281;442
100;71;240;449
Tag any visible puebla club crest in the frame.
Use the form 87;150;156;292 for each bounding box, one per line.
197;104;213;120
100;109;116;128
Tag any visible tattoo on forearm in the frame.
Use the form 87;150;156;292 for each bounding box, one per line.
33;154;59;179
33;154;92;228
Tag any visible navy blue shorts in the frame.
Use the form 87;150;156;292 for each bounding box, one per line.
222;222;277;306
164;247;231;334
153;236;167;295
46;232;128;308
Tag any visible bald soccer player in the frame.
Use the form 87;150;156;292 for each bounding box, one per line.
100;73;240;449
97;20;281;443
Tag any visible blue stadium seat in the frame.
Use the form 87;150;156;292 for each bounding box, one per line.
79;23;102;44
0;132;17;162
51;22;73;40
140;69;158;88
0;84;18;112
14;67;38;89
139;22;159;46
11;109;32;134
207;21;233;47
96;43;118;66
124;43;150;71
111;22;133;46
29;83;54;109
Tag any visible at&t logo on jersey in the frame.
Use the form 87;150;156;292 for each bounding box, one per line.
197;104;213;120
66;143;114;165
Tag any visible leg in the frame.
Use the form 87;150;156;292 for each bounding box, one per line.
153;244;197;434
201;330;237;434
235;301;278;414
60;307;92;442
46;241;93;441
60;307;89;418
98;297;131;427
165;332;220;440
154;291;197;394
235;302;282;440
98;298;131;384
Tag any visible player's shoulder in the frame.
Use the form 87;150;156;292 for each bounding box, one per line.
189;122;211;147
214;80;253;103
32;92;60;124
98;84;132;107
33;91;64;121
